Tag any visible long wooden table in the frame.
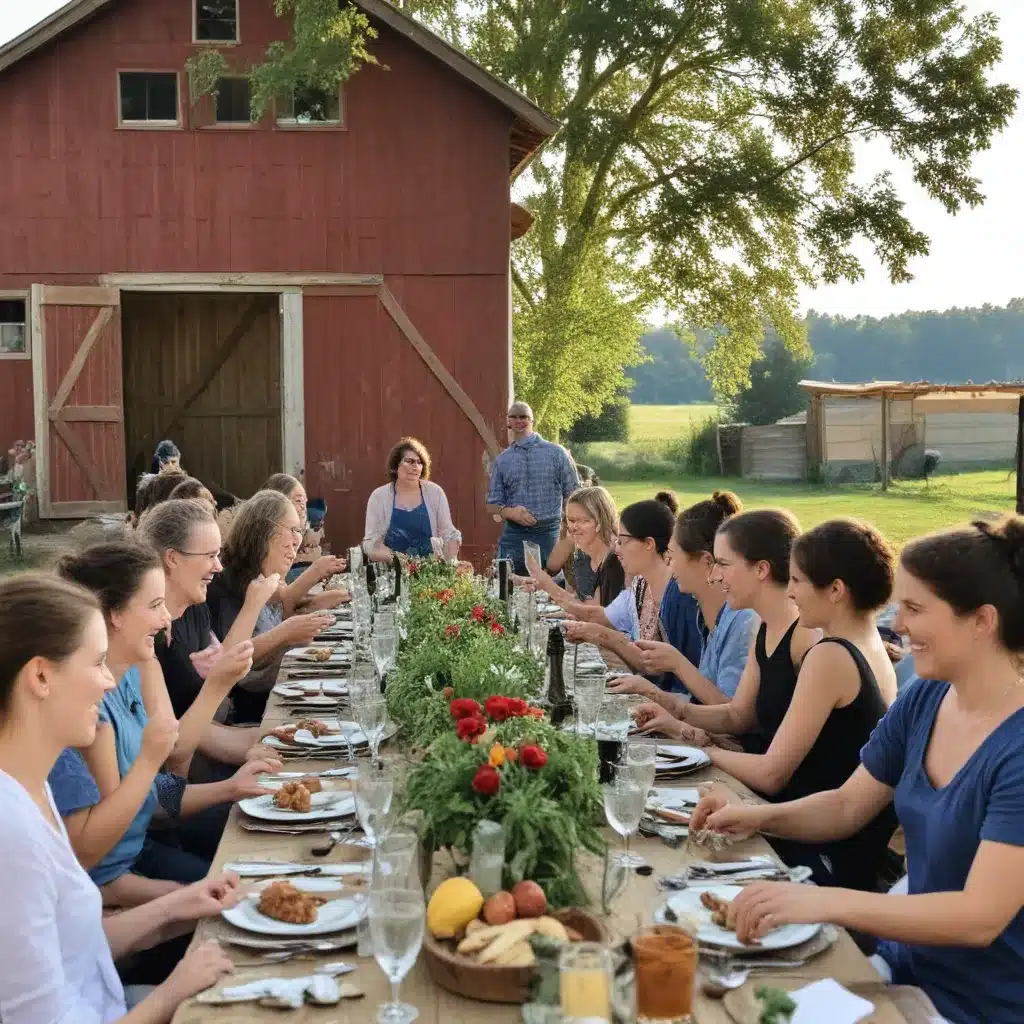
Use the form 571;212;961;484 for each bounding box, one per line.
174;669;909;1024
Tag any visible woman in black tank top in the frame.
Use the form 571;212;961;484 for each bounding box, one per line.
634;514;899;890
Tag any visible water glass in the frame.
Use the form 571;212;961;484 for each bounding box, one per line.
625;740;658;794
530;621;549;661
373;826;420;890
369;886;425;1024
603;762;648;868
350;661;379;703
372;627;398;682
356;695;390;763
353;761;395;845
573;672;605;736
560;942;613;1023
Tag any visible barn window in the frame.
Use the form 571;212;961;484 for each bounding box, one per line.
215;77;252;123
277;85;343;126
195;0;238;42
118;72;180;126
0;297;27;359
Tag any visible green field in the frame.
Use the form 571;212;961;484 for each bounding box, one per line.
603;469;1016;545
628;403;718;442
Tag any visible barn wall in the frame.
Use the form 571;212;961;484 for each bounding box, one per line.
0;361;33;450
740;423;807;481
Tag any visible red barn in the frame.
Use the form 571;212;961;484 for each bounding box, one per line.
0;0;555;560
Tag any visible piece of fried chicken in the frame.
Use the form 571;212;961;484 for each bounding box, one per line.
295;718;334;737
273;781;312;812
257;881;325;925
299;775;323;793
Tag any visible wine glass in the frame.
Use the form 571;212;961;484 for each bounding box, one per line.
353;761;395;846
573;672;604;736
371;627;397;685
373;826;420;889
369;886;425;1024
356;695;390;763
624;740;657;794
603;762;648;868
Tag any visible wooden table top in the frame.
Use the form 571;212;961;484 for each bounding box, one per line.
173;664;909;1024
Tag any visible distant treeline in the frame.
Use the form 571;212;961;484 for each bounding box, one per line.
628;298;1024;404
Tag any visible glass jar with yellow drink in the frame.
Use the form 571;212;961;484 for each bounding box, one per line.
559;942;613;1023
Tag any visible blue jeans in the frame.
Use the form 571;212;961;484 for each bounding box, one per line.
498;519;561;575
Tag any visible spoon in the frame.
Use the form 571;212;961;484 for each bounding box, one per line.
700;964;750;998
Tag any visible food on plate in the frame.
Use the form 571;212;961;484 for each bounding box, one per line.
304;646;333;662
482;891;517;926
699;891;732;928
257;881;327;924
426;878;485;938
295;718;335;737
511;880;547;918
274;781;312;812
689;827;737;853
299;775;323;794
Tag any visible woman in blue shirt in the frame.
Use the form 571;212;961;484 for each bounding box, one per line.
692;515;1024;1024
609;490;756;704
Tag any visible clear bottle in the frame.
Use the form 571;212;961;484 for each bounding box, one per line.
468;820;506;898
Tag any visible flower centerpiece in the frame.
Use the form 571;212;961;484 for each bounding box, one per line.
405;694;605;909
386;559;543;749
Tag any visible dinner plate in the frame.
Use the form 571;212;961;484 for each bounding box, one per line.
647;787;701;811
238;791;357;822
274;680;349;697
655;744;711;768
262;721;398;751
284;649;349;665
656;885;821;951
223;884;364;937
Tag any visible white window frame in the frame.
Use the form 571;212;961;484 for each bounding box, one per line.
0;290;30;361
275;85;346;130
116;70;183;129
208;75;255;128
193;0;240;45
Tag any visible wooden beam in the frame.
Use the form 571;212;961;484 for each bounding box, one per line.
47;500;124;519
280;292;306;480
53;405;122;423
100;272;383;289
39;286;119;306
155;297;265;440
48;305;114;415
880;392;891;490
1016;396;1024;515
30;284;51;518
300;286;381;298
51;418;107;501
377;285;502;457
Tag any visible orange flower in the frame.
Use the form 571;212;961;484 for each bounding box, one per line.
488;743;505;768
503;747;518;763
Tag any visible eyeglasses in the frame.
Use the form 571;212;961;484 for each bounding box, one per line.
614;533;639;546
275;522;304;540
508;415;531;421
400;457;423;467
173;548;221;560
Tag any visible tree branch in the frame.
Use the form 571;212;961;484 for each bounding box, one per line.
511;265;538;311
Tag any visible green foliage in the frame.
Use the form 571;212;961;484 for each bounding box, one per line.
405;716;605;908
683;414;722;476
628;329;713;405
728;340;814;426
566;393;631;444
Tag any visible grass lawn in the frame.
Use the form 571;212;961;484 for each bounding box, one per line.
628;403;718;442
603;469;1017;545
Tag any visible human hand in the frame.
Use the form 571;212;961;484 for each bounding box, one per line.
140;713;180;766
635;639;684;676
606;673;658;698
162;939;234;1003
633;703;710;746
163;873;242;923
727;882;829;945
316;590;351;610
244;742;281;766
564;620;601;644
313;555;347;582
286;612;334;645
690;792;765;836
206;640;255;690
228;759;278;800
188;634;222;680
245;572;281;609
505;506;537;527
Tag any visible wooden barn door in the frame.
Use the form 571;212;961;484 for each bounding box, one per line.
31;285;127;518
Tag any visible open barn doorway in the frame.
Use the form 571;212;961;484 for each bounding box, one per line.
121;291;282;506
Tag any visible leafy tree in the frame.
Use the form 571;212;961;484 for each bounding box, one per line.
628;327;713;404
189;0;1016;432
565;390;631;444
728;338;813;426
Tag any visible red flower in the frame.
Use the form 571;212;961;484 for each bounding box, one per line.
444;623;461;639
484;696;511;722
520;745;548;770
526;706;545;719
505;698;529;718
408;561;420;576
471;764;501;797
437;588;455;605
471;604;487;622
456;715;487;742
450;698;482;721
490;622;506;636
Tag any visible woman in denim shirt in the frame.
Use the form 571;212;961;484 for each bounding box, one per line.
610;491;757;705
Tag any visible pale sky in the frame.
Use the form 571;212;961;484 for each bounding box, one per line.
2;0;1021;318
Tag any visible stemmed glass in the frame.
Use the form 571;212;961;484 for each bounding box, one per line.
353;589;373;654
352;761;395;845
603;762;649;869
369;886;425;1024
372;612;398;687
355;694;390;763
373;826;420;889
624;740;657;794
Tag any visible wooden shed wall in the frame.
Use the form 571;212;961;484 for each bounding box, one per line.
740;423;807;481
822;397;918;464
922;412;1018;464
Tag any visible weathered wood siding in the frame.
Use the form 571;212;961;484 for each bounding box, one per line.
740;423;807;481
922;412;1018;465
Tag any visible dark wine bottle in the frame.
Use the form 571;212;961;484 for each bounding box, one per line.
366;560;376;598
546;626;573;728
391;552;402;601
498;558;513;603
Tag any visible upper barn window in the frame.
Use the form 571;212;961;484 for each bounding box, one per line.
118;72;180;127
195;0;239;42
276;85;344;127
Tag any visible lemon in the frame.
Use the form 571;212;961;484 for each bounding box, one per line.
427;877;485;938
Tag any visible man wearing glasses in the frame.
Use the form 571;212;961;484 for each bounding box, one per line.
486;401;580;573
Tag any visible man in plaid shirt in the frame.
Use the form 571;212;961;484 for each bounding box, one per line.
486;401;580;573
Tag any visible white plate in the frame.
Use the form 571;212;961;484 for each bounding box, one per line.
658;885;821;951
647;787;701;811
274;680;349;696
656;744;710;767
238;791;356;822
223;885;364;937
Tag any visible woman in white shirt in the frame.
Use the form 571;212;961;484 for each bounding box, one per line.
0;572;237;1024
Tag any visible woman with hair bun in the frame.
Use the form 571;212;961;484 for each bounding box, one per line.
565;492;702;676
609;490;757;704
638;514;899;890
692;516;1024;1023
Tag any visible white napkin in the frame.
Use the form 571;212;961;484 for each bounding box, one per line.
223;861;369;877
791;979;874;1024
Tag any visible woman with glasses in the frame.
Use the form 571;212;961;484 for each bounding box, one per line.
205;490;334;723
363;438;462;561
